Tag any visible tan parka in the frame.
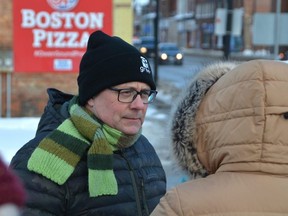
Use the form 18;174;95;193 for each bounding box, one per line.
151;60;288;216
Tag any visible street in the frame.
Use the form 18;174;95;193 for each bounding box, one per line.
153;55;221;87
143;55;220;189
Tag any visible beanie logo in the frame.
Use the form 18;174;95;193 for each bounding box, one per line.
140;56;151;74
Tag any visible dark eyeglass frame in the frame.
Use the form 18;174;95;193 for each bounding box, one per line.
108;87;157;104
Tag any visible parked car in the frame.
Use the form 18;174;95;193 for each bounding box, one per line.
158;42;183;65
139;36;155;58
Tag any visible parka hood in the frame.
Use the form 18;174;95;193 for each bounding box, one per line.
171;60;288;177
171;61;237;177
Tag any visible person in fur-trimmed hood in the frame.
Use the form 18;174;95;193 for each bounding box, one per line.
151;59;288;216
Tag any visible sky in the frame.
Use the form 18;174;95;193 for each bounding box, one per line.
134;0;149;14
134;0;149;5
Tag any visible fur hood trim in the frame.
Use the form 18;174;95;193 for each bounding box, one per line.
170;61;238;177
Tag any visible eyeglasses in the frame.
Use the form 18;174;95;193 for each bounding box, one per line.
109;87;157;104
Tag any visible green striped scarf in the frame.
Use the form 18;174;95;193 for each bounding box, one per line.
27;96;141;197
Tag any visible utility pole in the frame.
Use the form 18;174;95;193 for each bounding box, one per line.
223;0;233;60
274;0;281;59
153;0;159;85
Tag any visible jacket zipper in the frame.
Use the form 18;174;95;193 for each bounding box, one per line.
64;183;70;216
119;151;144;216
140;178;149;215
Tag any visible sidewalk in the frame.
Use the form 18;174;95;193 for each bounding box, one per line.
182;47;277;61
142;80;189;190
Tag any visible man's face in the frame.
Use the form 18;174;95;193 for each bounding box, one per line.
86;81;151;135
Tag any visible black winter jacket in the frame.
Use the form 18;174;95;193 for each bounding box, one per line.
10;88;166;216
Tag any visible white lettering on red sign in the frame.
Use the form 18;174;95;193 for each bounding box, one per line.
21;9;104;29
32;30;90;48
21;9;104;48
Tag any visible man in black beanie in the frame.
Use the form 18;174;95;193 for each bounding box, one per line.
10;30;166;216
78;31;156;106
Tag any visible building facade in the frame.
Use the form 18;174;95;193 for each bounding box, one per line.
137;0;288;53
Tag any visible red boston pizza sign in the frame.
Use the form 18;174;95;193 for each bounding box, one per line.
13;0;112;73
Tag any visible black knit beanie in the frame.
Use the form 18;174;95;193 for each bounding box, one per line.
77;30;156;105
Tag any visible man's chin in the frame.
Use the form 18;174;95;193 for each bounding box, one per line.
122;126;142;135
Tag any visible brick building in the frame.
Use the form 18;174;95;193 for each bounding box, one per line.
0;0;77;116
0;0;132;117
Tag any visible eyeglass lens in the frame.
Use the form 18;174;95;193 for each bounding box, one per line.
110;88;157;104
119;89;156;103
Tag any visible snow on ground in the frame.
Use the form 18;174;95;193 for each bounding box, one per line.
0;106;166;164
0;117;39;164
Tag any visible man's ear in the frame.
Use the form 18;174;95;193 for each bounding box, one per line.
86;98;94;108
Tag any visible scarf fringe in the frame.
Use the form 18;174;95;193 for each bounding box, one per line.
89;170;118;197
